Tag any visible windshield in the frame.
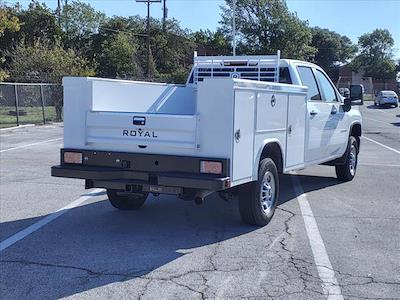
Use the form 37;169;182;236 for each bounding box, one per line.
382;91;397;97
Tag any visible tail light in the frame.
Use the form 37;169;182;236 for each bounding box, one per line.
200;161;223;175
63;152;83;164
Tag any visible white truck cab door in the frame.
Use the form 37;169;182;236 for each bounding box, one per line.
297;66;331;162
313;69;348;158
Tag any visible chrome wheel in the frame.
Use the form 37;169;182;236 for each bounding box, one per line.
349;144;357;176
260;171;276;215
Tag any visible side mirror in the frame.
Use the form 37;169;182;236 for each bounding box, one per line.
343;98;351;112
349;84;364;106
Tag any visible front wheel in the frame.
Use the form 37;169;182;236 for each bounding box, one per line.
107;189;148;210
335;136;358;181
238;158;279;226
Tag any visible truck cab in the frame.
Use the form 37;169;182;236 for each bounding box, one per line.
52;52;362;226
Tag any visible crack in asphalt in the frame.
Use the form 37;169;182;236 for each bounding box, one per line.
1;208;399;299
277;207;400;297
0;259;149;279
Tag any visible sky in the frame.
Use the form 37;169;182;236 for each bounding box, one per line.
9;0;400;58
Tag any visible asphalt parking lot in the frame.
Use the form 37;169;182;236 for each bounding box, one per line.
0;103;399;299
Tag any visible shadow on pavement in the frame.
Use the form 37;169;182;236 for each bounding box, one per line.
278;173;341;206
0;173;343;298
366;104;397;110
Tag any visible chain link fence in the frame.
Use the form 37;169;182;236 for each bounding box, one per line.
0;83;63;128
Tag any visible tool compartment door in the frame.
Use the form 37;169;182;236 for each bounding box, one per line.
285;94;306;167
232;90;256;182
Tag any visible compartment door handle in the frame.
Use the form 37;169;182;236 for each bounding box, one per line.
133;116;146;126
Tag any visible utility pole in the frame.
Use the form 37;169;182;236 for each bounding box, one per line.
57;0;61;27
163;0;167;32
147;1;151;78
232;0;237;56
136;0;161;79
64;0;68;34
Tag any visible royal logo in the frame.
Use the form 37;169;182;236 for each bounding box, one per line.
123;128;158;138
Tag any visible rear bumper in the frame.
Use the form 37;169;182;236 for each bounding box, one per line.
51;149;231;193
51;165;230;192
380;99;398;104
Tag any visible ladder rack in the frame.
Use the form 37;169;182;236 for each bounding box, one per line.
187;51;281;85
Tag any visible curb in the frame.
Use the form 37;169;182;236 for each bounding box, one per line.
0;124;35;131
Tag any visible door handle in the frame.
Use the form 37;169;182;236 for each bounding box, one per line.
234;129;241;143
310;110;318;116
331;107;338;115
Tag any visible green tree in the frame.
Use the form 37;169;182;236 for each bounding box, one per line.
193;29;231;55
0;3;20;80
351;29;397;80
220;0;315;59
13;1;60;46
61;0;106;54
311;27;357;79
9;42;94;82
94;16;195;82
150;19;196;82
8;42;95;120
0;4;19;34
93;16;147;78
97;32;142;79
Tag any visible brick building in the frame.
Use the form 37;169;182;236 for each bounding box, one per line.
337;65;399;95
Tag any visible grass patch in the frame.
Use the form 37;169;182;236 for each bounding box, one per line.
363;94;374;101
0;106;58;128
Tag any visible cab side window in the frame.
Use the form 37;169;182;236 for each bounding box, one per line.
297;66;321;100
279;67;292;84
315;70;338;102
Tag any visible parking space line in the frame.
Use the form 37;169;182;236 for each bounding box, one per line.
0;138;62;153
359;163;400;168
0;189;103;252
362;136;400;155
291;175;344;300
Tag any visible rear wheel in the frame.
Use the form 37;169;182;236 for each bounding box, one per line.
335;136;358;181
107;189;148;210
238;158;279;226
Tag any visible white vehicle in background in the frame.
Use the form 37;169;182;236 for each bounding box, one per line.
52;51;363;226
374;90;399;107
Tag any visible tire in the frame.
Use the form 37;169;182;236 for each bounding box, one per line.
107;189;148;210
335;136;358;182
238;158;279;226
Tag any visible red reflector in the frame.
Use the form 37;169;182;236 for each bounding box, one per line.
200;161;222;175
64;152;82;164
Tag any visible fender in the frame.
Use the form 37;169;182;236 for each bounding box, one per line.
323;121;362;166
348;121;362;152
253;138;285;181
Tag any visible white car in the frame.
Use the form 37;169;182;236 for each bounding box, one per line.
52;52;363;226
374;90;399;107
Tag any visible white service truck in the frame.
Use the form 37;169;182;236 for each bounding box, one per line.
52;52;363;226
